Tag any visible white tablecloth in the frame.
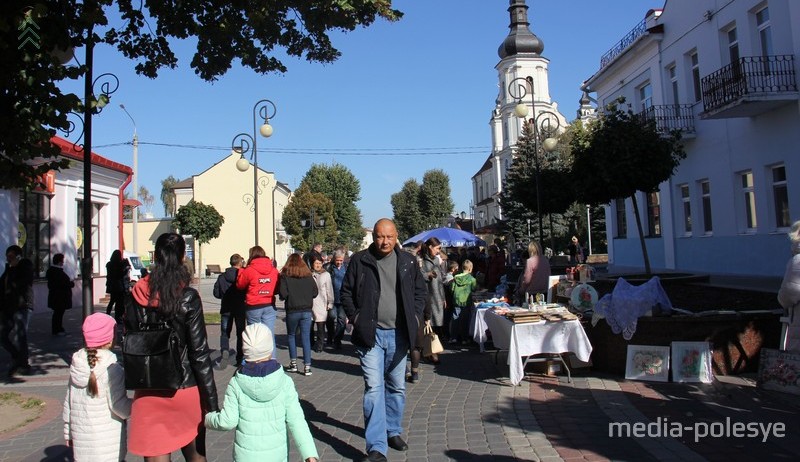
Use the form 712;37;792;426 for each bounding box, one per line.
483;310;593;386
470;307;490;352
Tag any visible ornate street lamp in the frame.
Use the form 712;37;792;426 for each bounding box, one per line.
232;99;277;247
301;209;325;248
508;76;561;250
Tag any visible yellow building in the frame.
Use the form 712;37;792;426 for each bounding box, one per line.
123;152;292;274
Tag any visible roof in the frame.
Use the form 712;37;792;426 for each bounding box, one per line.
50;136;132;175
471;153;494;179
173;177;194;189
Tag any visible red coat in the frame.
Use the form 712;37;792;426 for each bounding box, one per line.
235;256;279;307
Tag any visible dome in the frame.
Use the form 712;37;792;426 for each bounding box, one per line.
498;0;544;59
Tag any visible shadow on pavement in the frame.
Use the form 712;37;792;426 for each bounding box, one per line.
300;399;364;461
38;444;72;461
444;450;523;461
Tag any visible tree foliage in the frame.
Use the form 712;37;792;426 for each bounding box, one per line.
138;186;154;216
391;179;424;241
1;0;402;190
160;175;179;217
570;98;685;273
419;170;455;230
281;184;336;252
297;163;364;251
173;200;224;246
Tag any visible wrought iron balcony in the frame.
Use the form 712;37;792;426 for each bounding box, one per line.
701;55;798;119
638;104;695;136
600;19;647;69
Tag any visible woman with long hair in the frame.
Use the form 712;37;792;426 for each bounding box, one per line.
125;232;219;461
311;254;334;353
408;237;444;381
105;249;130;322
278;253;318;376
515;241;552;304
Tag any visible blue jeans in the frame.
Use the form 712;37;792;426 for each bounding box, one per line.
285;311;312;365
357;327;408;455
332;303;347;342
245;305;277;361
0;310;29;368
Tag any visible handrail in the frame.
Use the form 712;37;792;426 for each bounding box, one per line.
600;19;647;69
701;55;797;112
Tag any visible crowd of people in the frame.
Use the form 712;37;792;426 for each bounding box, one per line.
3;222;621;462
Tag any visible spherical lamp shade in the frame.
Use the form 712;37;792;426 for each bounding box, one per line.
514;103;529;118
259;123;273;138
235;157;251;172
543;137;558;152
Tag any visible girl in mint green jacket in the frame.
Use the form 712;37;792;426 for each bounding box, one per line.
205;323;318;462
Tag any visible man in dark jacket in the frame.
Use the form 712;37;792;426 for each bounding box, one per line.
46;253;75;336
213;253;246;365
1;245;34;377
340;219;426;462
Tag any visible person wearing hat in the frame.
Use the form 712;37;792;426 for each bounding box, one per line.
63;313;132;461
205;323;319;462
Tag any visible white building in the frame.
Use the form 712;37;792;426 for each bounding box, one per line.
471;0;569;233
0;136;132;307
583;0;800;277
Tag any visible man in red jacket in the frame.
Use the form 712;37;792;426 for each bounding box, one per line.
236;246;280;362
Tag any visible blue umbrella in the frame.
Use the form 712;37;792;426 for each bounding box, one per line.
402;227;487;248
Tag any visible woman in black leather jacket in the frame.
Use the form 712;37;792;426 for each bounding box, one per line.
125;232;219;461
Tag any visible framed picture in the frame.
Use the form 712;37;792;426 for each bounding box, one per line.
758;348;800;396
547;275;568;303
625;345;670;382
671;341;713;383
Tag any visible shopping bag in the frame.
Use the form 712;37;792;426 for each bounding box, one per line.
422;323;444;357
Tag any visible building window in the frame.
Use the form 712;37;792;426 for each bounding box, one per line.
646;191;661;237
638;82;653;112
727;27;740;64
701;180;713;234
741;171;757;230
615;198;627;238
756;7;773;57
19;192;51;277
680;184;692;234
772;165;790;228
690;52;701;102
77;200;102;276
668;64;679;106
479;184;484;201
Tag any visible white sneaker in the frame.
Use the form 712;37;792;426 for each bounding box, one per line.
303;366;312;376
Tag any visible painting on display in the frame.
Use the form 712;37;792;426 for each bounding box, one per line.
547;275;568;303
625;345;670;382
758;348;800;396
671;341;713;383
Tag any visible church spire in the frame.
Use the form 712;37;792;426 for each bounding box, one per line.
498;0;544;59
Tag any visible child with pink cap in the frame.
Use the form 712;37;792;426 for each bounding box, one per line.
63;313;132;461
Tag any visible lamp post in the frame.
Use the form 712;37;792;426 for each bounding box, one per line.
233;99;277;247
508;76;560;250
586;204;593;256
301;209;325;248
119;104;138;253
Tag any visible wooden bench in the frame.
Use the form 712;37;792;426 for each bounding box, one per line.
205;264;222;277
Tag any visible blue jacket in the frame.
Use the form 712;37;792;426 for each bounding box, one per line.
340;245;426;349
205;360;318;461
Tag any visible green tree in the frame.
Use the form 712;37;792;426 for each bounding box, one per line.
281;184;336;252
138;186;154;218
173;200;225;276
1;1;402;190
160;175;179;217
391;179;424;241
419;170;455;230
570;98;685;273
297;163;364;251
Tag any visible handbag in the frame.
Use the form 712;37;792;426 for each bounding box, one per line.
422;322;444;357
122;304;186;390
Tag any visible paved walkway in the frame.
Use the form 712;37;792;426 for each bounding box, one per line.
1;278;798;461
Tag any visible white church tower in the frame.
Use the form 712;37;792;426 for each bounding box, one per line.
471;0;568;231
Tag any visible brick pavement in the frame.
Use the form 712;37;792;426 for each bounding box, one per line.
1;278;799;462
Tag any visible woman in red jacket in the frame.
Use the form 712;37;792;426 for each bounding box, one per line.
235;246;280;362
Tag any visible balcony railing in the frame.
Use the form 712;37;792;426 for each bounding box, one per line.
701;55;797;113
638;104;695;134
600;19;647;69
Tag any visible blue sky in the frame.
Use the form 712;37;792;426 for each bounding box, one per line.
62;0;655;227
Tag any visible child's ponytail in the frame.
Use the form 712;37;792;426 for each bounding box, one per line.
86;347;99;397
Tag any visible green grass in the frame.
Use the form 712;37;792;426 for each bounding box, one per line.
204;312;221;325
0;392;44;408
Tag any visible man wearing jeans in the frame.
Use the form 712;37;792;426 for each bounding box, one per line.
341;219;426;462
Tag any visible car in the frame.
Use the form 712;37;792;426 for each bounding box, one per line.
123;251;147;281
